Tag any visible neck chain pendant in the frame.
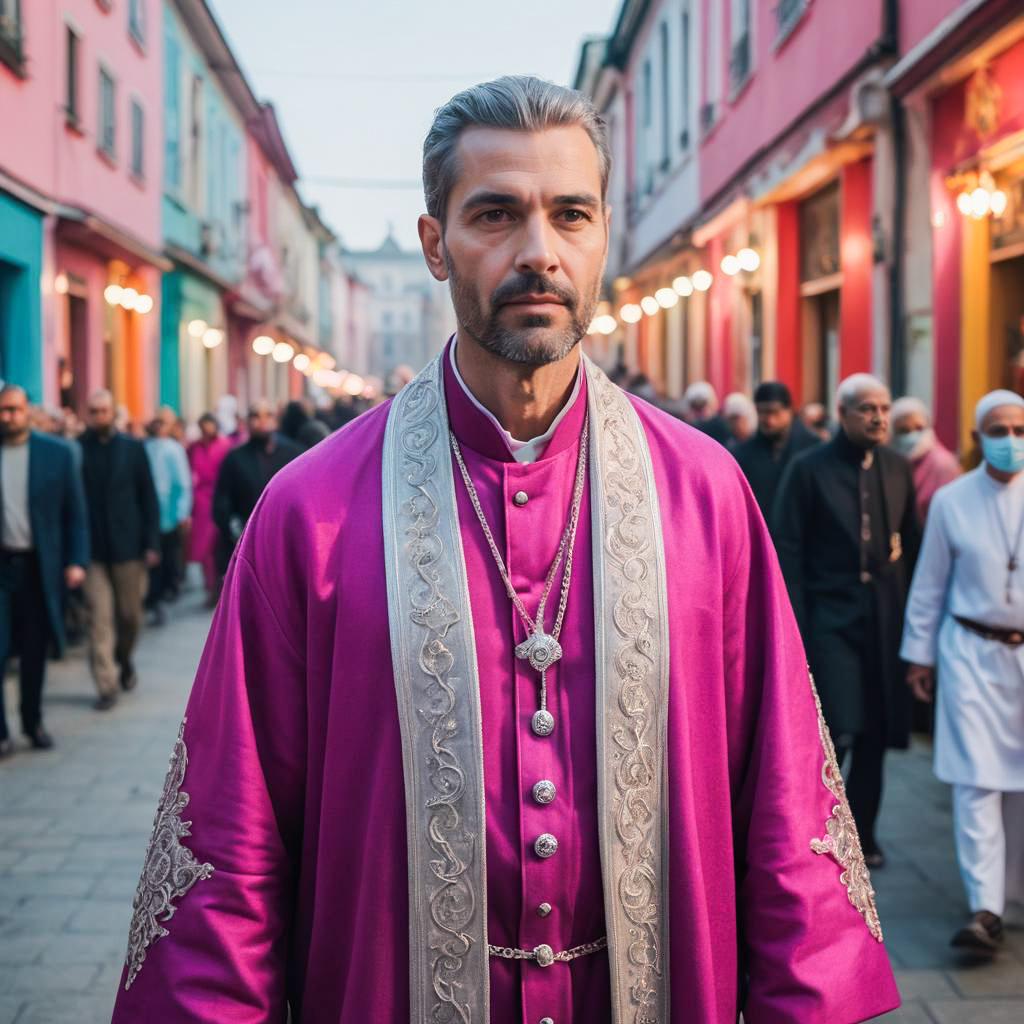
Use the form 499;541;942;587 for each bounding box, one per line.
530;669;555;736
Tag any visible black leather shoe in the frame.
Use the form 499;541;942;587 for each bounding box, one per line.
93;694;117;711
951;911;1004;953
0;738;14;759
120;666;138;692
28;728;54;750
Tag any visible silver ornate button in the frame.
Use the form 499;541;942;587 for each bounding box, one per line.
531;709;555;736
533;943;555;968
534;833;558;858
513;490;529;506
532;779;556;805
537;902;552;917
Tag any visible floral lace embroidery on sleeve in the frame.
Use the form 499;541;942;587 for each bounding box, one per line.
123;718;214;989
808;676;884;942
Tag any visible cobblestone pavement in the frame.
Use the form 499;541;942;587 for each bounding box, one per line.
1;590;1023;1022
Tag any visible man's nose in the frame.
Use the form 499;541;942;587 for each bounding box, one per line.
514;215;559;277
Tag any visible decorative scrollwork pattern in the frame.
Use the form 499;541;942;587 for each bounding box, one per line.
123;718;213;989
384;358;487;1023
809;676;884;942
588;361;669;1023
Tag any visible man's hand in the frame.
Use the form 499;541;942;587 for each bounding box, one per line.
906;663;935;703
64;565;86;589
145;549;161;568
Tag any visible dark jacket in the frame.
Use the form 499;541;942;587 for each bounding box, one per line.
80;430;160;564
733;419;821;532
773;431;920;748
213;434;302;542
0;432;89;651
694;413;732;446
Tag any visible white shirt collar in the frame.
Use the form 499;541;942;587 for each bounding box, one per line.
449;338;582;465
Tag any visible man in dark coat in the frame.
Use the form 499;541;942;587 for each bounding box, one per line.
732;380;820;533
213;398;301;564
774;373;920;867
80;389;160;710
0;386;89;755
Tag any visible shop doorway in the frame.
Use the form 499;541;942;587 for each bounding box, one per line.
991;253;1024;394
800;287;841;405
58;290;89;412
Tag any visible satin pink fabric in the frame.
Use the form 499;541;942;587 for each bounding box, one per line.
112;344;900;1022
186;436;232;591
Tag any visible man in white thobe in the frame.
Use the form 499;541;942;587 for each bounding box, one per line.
901;389;1024;953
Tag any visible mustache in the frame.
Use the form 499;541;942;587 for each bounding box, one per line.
491;274;577;309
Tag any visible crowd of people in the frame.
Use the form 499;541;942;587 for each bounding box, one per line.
0;387;363;750
630;370;1021;956
1;361;1021;959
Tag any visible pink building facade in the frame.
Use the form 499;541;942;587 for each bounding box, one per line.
0;0;164;416
578;0;1024;454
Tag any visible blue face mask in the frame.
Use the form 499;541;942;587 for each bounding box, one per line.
981;434;1024;474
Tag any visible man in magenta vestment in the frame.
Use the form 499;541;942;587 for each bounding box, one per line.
186;413;233;604
111;77;900;1023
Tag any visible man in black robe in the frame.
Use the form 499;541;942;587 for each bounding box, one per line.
774;373;920;867
732;381;820;535
212;399;302;566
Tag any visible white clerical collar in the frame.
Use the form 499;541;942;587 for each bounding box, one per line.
449;338;582;465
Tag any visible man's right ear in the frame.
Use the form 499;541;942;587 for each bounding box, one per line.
418;215;448;282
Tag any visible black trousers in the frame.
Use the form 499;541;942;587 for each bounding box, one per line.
836;734;887;853
0;550;50;740
145;529;181;609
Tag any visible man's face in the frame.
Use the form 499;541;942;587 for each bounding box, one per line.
0;391;30;440
248;406;277;442
756;401;792;440
839;388;891;449
421;125;608;367
86;396;115;434
200;418;219;440
977;405;1024;442
893;411;927;437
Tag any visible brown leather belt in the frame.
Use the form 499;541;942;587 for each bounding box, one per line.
954;616;1024;647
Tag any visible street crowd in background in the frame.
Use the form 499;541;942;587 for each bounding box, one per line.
1;364;1022;960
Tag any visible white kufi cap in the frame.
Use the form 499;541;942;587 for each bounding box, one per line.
975;389;1024;430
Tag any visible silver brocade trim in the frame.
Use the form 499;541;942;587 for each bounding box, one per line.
382;355;489;1023
123;718;214;990
808;675;884;942
586;357;671;1024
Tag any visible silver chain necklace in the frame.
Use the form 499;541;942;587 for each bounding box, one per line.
449;417;589;736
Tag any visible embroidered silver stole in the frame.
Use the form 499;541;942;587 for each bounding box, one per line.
382;352;671;1023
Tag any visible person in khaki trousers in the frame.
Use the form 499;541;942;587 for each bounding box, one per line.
79;391;160;709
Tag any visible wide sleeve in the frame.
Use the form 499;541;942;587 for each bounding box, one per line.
727;479;900;1023
110;544;307;1022
899;494;953;667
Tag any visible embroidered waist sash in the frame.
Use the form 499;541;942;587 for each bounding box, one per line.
382;352;671;1023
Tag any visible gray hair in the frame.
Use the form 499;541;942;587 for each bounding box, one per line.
835;373;890;411
890;396;930;425
423;75;611;222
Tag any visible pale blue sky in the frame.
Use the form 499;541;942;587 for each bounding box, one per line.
210;0;622;251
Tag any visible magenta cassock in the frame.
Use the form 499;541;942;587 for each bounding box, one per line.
111;348;900;1022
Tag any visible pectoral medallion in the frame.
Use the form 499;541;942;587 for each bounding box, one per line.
515;631;563;672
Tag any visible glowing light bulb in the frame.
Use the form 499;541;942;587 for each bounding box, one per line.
737;247;760;272
252;335;274;355
672;276;693;296
691;270;713;292
293;352;311;372
272;342;294;363
640;296;660;316
134;294;154;315
970;187;990;219
104;285;123;306
187;319;208;338
619;304;643;324
991;190;1008;218
655;288;679;308
721;254;740;276
202;328;224;349
119;287;138;311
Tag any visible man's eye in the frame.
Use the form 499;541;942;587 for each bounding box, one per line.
480;209;511;223
559;209;590;223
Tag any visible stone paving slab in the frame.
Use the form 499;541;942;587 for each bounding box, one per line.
0;582;1022;1022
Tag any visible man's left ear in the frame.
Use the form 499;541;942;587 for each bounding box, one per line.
418;215;448;282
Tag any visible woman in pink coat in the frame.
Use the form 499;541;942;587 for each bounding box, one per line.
187;413;232;604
